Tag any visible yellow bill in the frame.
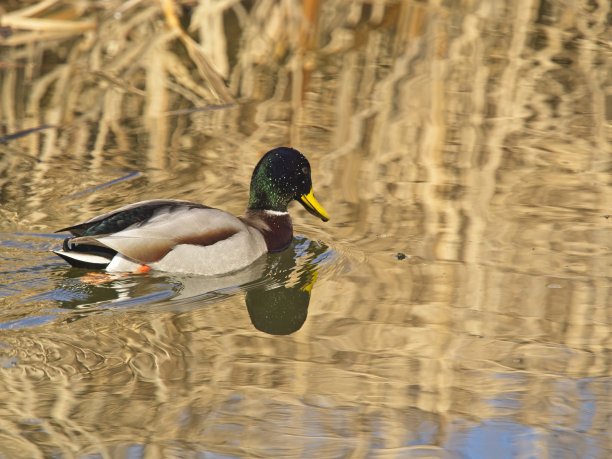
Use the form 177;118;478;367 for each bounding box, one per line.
299;189;330;222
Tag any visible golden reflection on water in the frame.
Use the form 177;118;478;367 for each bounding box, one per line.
0;0;611;457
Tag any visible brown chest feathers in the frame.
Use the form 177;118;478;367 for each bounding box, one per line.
241;210;293;253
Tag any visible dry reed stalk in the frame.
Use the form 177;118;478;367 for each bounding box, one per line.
1;0;60;18
0;16;97;33
161;0;235;105
189;0;238;78
289;0;320;144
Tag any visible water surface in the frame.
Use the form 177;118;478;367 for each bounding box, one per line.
0;0;610;457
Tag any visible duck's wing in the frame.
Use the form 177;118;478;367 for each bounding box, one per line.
57;199;211;236
57;199;249;265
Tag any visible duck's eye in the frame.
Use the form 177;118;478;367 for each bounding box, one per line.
302;166;309;175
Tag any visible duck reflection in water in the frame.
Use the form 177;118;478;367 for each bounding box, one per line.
54;236;331;336
245;237;325;335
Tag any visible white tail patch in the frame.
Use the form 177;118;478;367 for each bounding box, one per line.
53;250;110;265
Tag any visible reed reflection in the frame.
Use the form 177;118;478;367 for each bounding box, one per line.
53;236;330;335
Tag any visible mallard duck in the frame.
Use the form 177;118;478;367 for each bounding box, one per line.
53;147;329;275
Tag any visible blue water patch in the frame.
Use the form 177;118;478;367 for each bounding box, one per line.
1;275;55;300
445;420;537;458
0;314;57;329
0;357;18;368
22;287;89;304
1;232;64;251
102;289;176;309
444;417;606;459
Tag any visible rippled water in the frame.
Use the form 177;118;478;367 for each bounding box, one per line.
0;0;611;457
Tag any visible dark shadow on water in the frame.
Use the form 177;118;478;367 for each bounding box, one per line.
50;236;332;335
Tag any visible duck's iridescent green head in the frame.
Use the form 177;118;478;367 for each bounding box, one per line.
248;147;329;222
